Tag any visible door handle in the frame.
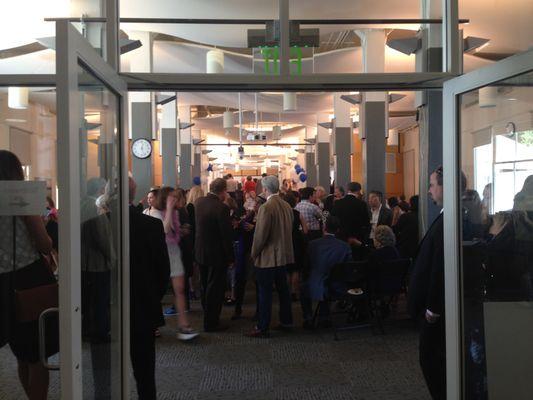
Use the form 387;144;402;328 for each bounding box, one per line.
39;307;60;371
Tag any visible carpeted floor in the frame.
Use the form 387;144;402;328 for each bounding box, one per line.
0;292;430;400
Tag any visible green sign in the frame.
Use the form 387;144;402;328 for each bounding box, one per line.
260;46;303;75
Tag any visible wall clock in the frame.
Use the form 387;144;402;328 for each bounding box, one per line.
132;138;152;159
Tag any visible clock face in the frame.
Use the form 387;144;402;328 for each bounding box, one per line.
132;139;152;159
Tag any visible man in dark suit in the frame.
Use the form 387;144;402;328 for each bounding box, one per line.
195;178;235;332
300;216;353;327
330;181;370;245
368;190;393;241
129;178;170;400
408;166;445;400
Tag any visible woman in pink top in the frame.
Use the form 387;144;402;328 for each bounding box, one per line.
154;187;199;341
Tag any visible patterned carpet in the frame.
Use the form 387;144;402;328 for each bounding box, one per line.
0;293;430;400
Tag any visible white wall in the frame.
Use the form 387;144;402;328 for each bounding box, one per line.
0;93;57;200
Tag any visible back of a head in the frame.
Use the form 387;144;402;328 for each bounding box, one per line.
210;178;227;194
388;196;399;208
347;181;361;194
374;225;396;247
0;150;24;181
325;216;341;234
187;185;204;205
281;192;297;208
300;187;315;200
156;186;175;210
246;175;252;181
261;175;279;194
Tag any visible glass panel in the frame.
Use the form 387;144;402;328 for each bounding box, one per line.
0;2;107;74
78;65;122;399
120;0;279;74
459;70;533;399
461;0;533;73
0;87;60;397
289;0;446;74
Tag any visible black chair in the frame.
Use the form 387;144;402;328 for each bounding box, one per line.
369;258;411;334
312;261;374;340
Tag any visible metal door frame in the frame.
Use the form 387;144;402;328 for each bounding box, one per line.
55;20;129;399
443;48;533;399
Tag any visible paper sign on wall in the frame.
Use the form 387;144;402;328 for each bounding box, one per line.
0;181;47;216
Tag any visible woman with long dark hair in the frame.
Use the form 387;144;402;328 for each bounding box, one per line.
0;150;54;399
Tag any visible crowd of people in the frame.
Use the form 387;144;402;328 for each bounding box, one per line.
129;175;422;341
3;144;532;400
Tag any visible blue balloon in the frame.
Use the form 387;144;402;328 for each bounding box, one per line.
193;176;201;186
299;173;307;183
294;164;301;172
206;164;213;172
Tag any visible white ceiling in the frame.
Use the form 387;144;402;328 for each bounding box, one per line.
1;0;532;146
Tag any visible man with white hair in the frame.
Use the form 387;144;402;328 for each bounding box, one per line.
246;176;294;337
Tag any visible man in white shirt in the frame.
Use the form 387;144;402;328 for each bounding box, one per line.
368;190;392;240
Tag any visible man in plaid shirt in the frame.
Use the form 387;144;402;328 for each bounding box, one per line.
295;187;323;241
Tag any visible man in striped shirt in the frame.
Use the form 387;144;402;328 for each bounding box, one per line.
295;187;323;241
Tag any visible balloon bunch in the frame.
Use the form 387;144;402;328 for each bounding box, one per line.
294;164;307;183
207;163;213;172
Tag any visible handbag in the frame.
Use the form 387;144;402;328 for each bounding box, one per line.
12;217;59;323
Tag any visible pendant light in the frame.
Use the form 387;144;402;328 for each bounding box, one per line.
223;109;234;136
206;48;224;73
283;92;296;111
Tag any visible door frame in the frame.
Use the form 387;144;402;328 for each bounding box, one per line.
55;20;129;399
442;49;533;399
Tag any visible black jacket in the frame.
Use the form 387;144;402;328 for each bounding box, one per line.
369;206;393;227
331;194;371;241
394;211;419;259
408;213;444;318
129;206;170;331
194;193;235;267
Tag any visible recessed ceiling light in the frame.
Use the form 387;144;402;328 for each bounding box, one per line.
5;118;27;123
507;98;517;101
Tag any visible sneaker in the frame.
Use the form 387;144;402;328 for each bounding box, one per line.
177;327;199;341
163;306;177;316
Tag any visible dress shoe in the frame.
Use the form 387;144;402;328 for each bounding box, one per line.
244;327;270;338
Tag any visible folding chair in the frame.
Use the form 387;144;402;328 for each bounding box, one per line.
369;258;411;334
312;261;373;340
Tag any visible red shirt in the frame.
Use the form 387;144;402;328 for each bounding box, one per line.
244;180;256;193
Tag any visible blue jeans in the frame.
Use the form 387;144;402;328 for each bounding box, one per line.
255;266;293;332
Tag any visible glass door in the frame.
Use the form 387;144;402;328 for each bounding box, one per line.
443;49;533;399
55;20;128;400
